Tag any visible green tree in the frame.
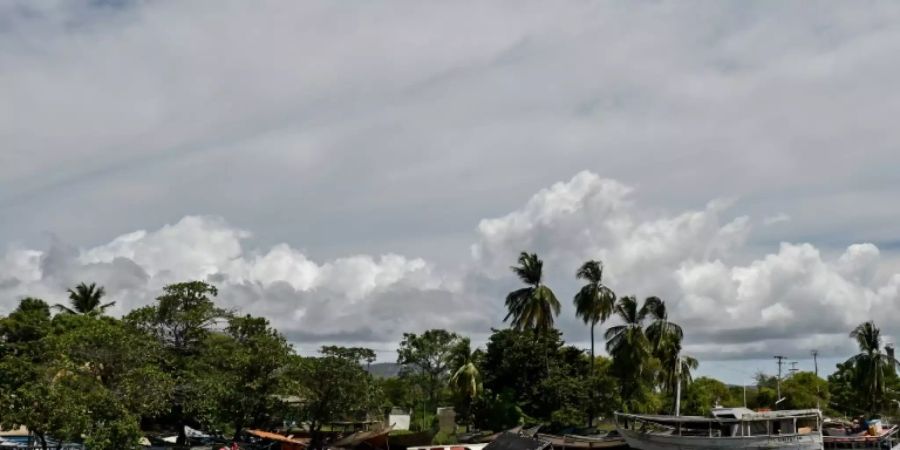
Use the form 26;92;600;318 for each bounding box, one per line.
1;307;173;450
754;387;778;410
846;321;899;413
754;371;778;390
586;357;623;420
573;261;618;427
479;327;611;425
0;298;59;450
212;315;293;442
573;260;616;370
44;314;174;450
52;282;114;315
642;297;696;412
481;328;562;418
604;296;652;411
781;372;828;410
378;376;415;411
829;361;865;416
292;348;381;450
397;329;462;414
321;346;376;368
471;391;523;432
0;298;52;357
125;281;228;445
504;252;560;332
449;338;482;429
2;366;92;450
682;377;734;416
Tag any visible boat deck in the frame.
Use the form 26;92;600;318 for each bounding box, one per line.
824;425;900;449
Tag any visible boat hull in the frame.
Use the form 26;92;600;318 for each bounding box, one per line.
534;433;627;449
619;428;823;450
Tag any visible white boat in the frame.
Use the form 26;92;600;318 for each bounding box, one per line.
615;407;824;450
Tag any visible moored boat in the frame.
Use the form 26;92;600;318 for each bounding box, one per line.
823;421;900;449
534;432;627;449
615;407;824;450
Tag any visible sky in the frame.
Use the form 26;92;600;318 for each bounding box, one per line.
2;0;900;384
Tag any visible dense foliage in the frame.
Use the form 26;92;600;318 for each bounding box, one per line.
0;250;895;447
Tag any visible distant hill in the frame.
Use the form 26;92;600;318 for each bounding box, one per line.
367;362;401;378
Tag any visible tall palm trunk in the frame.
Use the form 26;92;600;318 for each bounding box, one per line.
589;321;596;427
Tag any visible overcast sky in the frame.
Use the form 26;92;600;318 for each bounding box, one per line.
3;0;900;384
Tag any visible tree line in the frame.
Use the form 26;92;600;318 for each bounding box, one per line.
1;252;898;449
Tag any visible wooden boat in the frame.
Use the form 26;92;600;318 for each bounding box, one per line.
246;429;310;450
332;425;394;449
407;444;489;450
823;422;900;449
616;408;824;450
534;432;627;449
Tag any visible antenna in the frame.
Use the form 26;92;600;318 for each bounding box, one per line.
789;361;799;375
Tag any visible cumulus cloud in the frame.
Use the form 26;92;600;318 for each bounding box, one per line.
470;172;900;360
5;171;896;364
0;216;489;353
472;171;751;301
3;0;900;373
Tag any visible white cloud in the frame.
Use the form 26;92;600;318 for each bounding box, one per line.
0;215;487;352
2;172;900;363
470;172;900;360
763;213;791;226
3;1;900;263
3;1;900;372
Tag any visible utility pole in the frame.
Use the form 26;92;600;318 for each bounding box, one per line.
774;355;787;408
812;350;820;410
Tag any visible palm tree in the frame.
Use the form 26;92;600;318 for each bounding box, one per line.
449;338;482;430
643;297;683;354
657;336;698;406
847;321;899;413
574;260;616;370
605;296;650;362
642;296;696;412
504;252;560;332
604;296;651;410
52;282;113;315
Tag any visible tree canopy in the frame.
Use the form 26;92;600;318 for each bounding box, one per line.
1;261;895;448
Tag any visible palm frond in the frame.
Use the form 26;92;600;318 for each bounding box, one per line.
51;304;77;315
576;260;603;283
98;301;116;312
